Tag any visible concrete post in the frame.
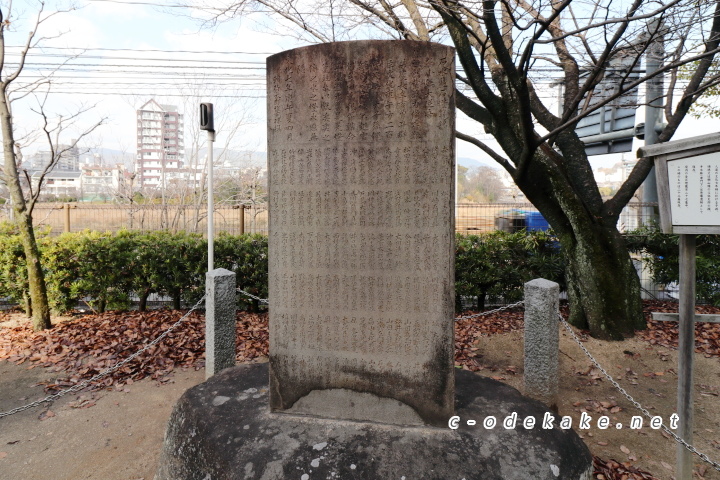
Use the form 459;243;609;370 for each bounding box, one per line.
524;278;560;410
205;268;237;379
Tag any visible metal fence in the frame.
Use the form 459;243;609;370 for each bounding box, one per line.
1;201;658;236
456;201;659;234
0;203;268;236
1;200;672;307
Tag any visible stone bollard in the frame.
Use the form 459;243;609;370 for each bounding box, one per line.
205;268;237;379
523;278;559;410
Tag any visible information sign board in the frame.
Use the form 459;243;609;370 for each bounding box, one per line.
638;133;720;234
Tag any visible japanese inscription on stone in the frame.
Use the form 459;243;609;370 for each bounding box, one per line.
667;152;720;226
267;40;455;426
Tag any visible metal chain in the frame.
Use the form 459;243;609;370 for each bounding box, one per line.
234;291;522;319
559;314;720;472
0;295;207;419
237;289;269;305
232;287;719;469
454;300;525;322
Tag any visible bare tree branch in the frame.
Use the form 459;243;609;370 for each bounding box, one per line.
456;130;516;175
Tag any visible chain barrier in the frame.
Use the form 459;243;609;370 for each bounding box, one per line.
454;300;525;322
237;289;269;305
234;290;523;321
232;288;720;470
0;295;207;419
559;313;720;472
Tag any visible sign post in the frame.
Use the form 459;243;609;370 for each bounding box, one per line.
200;103;215;271
638;132;720;479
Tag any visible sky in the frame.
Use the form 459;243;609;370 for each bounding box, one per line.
6;0;294;157
3;0;719;170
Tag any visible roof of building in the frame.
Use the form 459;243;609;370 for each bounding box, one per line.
27;170;81;179
138;99;180;114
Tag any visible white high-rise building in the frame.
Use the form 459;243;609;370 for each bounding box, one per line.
136;99;185;189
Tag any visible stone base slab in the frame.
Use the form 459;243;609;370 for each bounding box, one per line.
155;363;593;480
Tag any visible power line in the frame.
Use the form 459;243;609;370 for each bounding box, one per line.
6;45;277;55
7;62;265;70
3;53;267;64
83;0;366;16
86;0;189;7
8;90;267;98
13;80;266;86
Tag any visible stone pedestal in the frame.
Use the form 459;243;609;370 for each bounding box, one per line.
155;363;593;480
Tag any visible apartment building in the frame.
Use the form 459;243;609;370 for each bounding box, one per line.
29;142;80;171
136;99;185;189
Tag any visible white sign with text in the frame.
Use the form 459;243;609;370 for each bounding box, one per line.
666;152;720;227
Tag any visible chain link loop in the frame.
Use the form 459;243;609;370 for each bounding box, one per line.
0;295;206;419
237;288;269;305
454;300;525;321
559;313;720;472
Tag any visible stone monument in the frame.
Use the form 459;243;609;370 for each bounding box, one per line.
155;40;593;480
267;40;455;427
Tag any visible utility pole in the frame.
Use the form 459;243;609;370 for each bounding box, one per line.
641;18;664;223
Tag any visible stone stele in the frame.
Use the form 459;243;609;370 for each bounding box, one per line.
155;40;593;480
266;40;456;427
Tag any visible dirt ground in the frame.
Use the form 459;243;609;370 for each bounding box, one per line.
474;328;720;480
0;314;718;480
0;359;204;480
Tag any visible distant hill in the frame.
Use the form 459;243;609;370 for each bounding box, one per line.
457;156;499;170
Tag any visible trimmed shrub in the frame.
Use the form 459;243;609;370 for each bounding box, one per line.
0;223;30;313
626;225;720;305
214;233;268;312
1;227;569;314
455;230;565;311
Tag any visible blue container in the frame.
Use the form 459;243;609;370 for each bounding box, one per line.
525;211;550;231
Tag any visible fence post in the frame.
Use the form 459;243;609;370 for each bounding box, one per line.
64;203;71;233
677;234;696;480
205;268;237;379
523;278;559;410
239;205;245;235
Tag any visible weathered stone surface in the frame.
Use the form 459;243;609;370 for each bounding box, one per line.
205;268;237;379
155;363;593;480
524;278;560;408
266;40;456;426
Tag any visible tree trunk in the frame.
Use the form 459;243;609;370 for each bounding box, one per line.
517;154;646;340
477;291;487;311
23;291;31;318
139;288;152;312
0;86;52;331
16;210;51;330
172;290;181;310
558;220;644;339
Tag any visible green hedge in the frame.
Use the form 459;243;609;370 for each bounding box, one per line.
455;230;565;310
0;228;268;314
626;225;720;306
1;227;565;314
0;223;32;313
